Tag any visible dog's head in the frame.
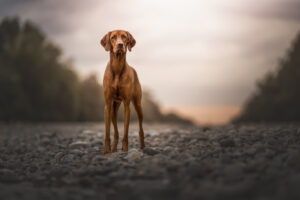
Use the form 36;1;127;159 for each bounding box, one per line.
101;30;136;56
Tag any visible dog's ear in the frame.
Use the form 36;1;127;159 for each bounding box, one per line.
100;32;111;51
127;32;136;52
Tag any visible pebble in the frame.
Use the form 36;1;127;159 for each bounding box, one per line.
91;155;106;164
40;138;51;145
125;148;143;161
55;152;64;162
69;141;90;149
143;147;159;156
90;139;103;147
219;138;236;148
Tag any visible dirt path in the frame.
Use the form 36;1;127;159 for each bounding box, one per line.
0;123;300;200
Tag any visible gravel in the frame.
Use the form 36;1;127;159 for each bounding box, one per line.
0;122;300;200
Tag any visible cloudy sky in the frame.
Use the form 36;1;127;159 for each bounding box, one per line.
1;0;299;124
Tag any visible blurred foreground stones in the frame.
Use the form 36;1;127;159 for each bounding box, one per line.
0;123;300;200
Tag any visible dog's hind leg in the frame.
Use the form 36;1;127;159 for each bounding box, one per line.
111;101;121;152
133;96;145;149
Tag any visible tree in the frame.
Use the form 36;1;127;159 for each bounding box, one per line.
233;32;300;123
78;75;105;121
0;17;80;121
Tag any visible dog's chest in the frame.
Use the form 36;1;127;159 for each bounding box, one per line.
111;75;131;100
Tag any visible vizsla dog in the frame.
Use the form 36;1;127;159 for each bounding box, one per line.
100;30;145;154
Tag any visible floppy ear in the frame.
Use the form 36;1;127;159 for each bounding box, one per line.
127;32;136;52
100;32;111;51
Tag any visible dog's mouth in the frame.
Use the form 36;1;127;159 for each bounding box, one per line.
115;49;125;57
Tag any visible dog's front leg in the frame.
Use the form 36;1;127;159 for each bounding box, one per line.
103;102;112;154
122;101;130;152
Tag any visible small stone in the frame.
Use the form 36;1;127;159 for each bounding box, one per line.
163;146;173;153
92;155;106;164
36;146;46;152
143;147;159;156
188;139;198;145
219;138;235;148
70;149;84;155
69;141;90;149
148;131;160;136
55;152;64;162
40;138;51;145
104;151;126;159
29;165;38;173
91;139;103;147
246;147;256;156
265;148;275;159
102;158;120;166
62;154;75;163
125;148;143;161
228;129;238;135
82;130;96;134
73;168;89;177
202;126;211;132
42;131;57;138
209;134;225;142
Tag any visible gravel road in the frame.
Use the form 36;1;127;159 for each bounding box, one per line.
0;123;300;200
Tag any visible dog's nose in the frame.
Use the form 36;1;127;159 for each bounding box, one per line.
118;43;123;48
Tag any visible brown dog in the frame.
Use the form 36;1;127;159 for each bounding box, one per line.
100;30;145;154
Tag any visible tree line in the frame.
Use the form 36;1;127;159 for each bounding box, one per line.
233;31;300;123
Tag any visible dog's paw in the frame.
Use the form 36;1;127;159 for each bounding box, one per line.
122;146;128;152
102;145;111;154
122;144;128;152
102;150;111;154
122;140;128;152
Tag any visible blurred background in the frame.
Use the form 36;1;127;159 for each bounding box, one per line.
0;0;299;125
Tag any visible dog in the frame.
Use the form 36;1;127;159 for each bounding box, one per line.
100;30;145;154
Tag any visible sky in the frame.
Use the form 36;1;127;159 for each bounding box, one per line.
1;0;300;124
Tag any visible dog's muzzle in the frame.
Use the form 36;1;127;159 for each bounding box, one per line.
117;43;123;49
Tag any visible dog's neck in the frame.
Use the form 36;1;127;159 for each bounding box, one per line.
109;51;127;75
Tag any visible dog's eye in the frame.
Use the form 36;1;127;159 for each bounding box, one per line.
111;36;116;40
121;35;127;39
